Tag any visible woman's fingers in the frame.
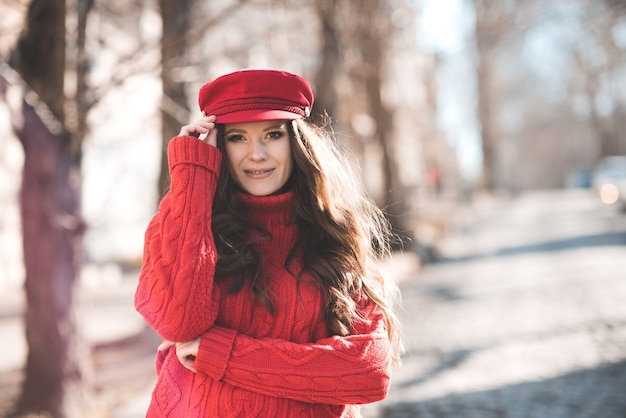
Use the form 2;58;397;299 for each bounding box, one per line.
179;115;217;139
203;125;218;147
158;340;175;351
175;338;201;373
158;339;198;373
159;338;200;373
179;353;198;373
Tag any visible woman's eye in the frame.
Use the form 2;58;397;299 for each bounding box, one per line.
267;130;286;140
226;134;244;142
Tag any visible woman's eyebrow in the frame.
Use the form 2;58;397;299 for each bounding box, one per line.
263;124;287;131
225;128;246;135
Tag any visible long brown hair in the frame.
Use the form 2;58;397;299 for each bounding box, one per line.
211;118;402;362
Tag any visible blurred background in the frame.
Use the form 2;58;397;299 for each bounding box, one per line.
1;0;625;417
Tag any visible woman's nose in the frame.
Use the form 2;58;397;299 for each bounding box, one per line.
249;139;267;160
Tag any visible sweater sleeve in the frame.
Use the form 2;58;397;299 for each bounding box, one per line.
135;136;222;342
194;299;392;405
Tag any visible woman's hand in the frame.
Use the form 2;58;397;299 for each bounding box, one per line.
158;337;201;373
179;113;218;147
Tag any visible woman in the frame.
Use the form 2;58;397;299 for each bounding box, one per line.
135;68;401;417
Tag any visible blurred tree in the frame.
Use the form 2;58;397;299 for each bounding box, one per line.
474;1;551;192
337;0;414;248
471;0;626;190
157;0;252;201
571;0;626;159
158;0;193;199
312;0;340;122
3;0;95;416
472;0;516;190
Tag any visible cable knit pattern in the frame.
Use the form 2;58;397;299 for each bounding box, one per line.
135;136;222;342
135;136;392;417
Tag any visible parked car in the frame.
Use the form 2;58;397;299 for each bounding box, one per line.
592;155;626;210
566;168;594;189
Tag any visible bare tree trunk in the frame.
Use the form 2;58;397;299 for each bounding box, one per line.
475;49;497;190
6;0;93;415
156;0;253;202
473;0;498;191
339;0;413;249
12;96;86;418
313;0;340;122
473;0;539;190
573;0;623;160
158;0;193;201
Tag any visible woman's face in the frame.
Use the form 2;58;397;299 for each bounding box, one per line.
223;120;294;196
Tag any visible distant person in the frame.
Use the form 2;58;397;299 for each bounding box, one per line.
426;161;443;196
135;69;402;417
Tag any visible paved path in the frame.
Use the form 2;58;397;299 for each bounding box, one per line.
362;189;626;418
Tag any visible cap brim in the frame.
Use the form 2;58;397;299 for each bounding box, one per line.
214;109;303;124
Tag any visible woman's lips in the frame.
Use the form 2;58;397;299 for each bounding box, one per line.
244;168;274;179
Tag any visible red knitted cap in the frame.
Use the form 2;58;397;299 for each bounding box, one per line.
198;69;314;124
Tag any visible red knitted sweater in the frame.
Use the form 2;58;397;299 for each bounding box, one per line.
135;136;392;417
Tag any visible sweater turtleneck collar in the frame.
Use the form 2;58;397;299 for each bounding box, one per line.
236;190;297;228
